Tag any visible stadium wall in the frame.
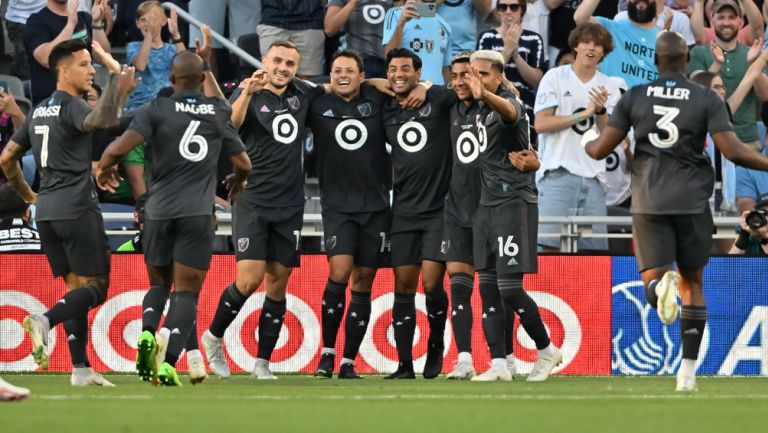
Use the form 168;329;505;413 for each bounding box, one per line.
0;255;765;375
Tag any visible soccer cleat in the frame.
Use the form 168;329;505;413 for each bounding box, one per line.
422;341;444;379
201;330;230;379
526;348;563;382
676;362;698;392
656;271;681;325
446;361;476;380
0;377;31;401
154;328;170;382
338;363;362;379
71;367;116;387
22;314;50;370
383;362;416;379
507;354;517;378
187;350;208;384
471;366;513;382
251;358;277;380
135;330;157;383
157;362;182;386
313;352;335;378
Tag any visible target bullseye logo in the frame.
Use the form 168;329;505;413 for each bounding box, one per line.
396;121;428;153
335;119;368;151
456;130;484;163
272;113;299;144
0;291;57;371
362;5;385;24
92;290;157;372
606;150;620;172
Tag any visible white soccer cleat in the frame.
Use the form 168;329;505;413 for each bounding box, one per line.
676;361;698;392
155;328;170;373
187;350;208;384
251;358;277;380
471;366;513;382
71;367;116;387
22;314;50;370
201;330;230;379
507;354;517;378
446;360;476;380
656;271;681;325
0;377;31;401
526;348;563;382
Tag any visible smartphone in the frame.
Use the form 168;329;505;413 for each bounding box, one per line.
0;80;7;94
414;2;437;18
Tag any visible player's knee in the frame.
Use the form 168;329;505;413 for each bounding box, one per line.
264;285;286;301
329;267;352;284
86;282;108;307
235;276;262;295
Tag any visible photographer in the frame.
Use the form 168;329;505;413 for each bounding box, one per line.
729;193;768;255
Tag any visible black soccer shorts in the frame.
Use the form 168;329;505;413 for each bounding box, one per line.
473;200;538;274
321;208;391;269
37;207;111;278
632;208;714;272
143;215;214;270
232;201;303;267
440;218;475;266
390;215;444;267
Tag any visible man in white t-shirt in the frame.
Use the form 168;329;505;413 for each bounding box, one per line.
615;0;696;46
533;22;622;252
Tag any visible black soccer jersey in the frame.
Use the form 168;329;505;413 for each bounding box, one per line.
444;99;483;227
307;84;391;213
232;79;324;208
477;84;537;206
11;91;98;221
607;73;733;215
128;91;246;220
384;86;456;216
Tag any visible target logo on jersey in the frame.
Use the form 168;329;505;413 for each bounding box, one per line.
396;121;428;153
272;114;299;144
362;4;386;24
335;119;369;150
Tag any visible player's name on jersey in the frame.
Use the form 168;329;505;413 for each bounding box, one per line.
174;102;216;115
32;105;61;118
646;86;690;100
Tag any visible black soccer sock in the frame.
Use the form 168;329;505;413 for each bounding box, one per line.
504;302;516;356
478;271;507;359
162;291;199;367
449;272;474;354
425;283;448;346
680;305;707;360
185;319;199;352
208;282;248;339
392;292;416;362
257;296;286;360
498;274;551;350
63;314;90;368
44;284;100;328
141;285;170;335
321;278;347;349
644;279;660;309
342;291;372;360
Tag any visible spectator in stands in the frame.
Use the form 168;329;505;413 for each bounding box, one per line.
0;89;27;186
476;0;545;143
325;0;395;78
603;78;634;210
383;0;453;84
521;1;550;64
534;23;621;252
78;0;113;35
575;0;660;89
554;47;574;66
615;0;696;46
545;0;618;67
692;0;764;45
24;0;111;104
4;0;47;79
690;0;768;154
729;193;768;254
0;184;41;252
258;0;325;77
438;0;492;57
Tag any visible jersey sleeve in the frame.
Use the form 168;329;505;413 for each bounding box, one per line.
507;94;526;127
431;85;458;109
533;68;558;114
705;89;733;135
63;97;92;133
382;8;401;46
606;89;633;134
221;122;246;157
126;103;155;140
10;122;31;151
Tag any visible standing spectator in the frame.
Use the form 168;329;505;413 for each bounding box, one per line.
383;0;453;84
0;90;27;186
24;0;111;104
477;0;545;143
258;0;325;77
4;0;47;79
521;0;550;64
0;184;41;252
325;0;396;78
545;1;618;67
534;23;621;252
615;0;696;46
575;0;660;89
437;0;492;57
692;0;764;45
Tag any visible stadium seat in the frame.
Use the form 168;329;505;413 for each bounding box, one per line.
237;32;262;76
0;74;32;116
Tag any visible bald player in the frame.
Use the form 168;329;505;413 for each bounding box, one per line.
586;32;768;391
97;51;252;386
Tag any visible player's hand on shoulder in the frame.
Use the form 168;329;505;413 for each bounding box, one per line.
399;82;429;110
95;165;121;194
508;149;540;172
223;173;247;198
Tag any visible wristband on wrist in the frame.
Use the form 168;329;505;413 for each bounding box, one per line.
595;107;607;115
573;112;581;124
171;37;184;45
92;22;105;30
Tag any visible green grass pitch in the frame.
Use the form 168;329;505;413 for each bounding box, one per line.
3;374;767;433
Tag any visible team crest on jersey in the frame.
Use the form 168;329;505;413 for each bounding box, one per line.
326;236;337;250
286;96;300;110
357;102;372;116
425;40;435;53
410;38;423;52
417;103;432;117
237;238;249;252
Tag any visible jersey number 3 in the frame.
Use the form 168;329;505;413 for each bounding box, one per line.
179;120;209;162
649;105;680;149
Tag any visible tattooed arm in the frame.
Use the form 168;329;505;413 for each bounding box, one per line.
83;66;138;133
0;141;36;204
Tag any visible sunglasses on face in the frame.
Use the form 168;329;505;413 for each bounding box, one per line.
497;3;522;12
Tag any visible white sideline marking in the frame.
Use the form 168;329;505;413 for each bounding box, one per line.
34;394;768;401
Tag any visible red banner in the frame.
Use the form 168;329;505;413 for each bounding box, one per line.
0;254;611;375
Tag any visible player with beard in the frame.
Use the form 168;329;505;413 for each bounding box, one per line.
0;39;135;386
464;50;561;382
380;48;453;379
586;32;768;391
575;0;660;88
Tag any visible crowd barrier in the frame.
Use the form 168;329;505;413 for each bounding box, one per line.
0;254;765;375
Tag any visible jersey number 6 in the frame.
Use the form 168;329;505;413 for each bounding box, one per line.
179;120;209;162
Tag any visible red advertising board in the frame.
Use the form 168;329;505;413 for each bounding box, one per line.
0;254;611;375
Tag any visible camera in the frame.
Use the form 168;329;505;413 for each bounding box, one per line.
745;208;768;230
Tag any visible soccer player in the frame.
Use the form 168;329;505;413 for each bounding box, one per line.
201;40;325;380
381;48;453;379
0;39;135;387
96;50;251;386
585;31;768;391
465;50;561;382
